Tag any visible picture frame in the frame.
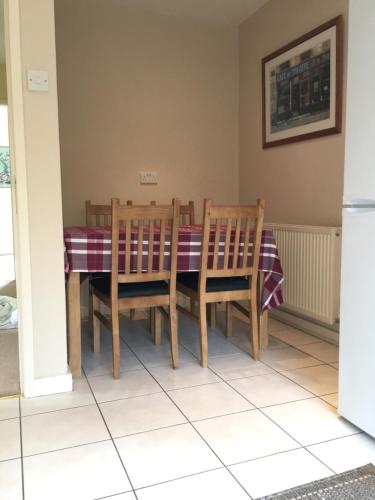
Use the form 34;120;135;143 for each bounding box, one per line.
262;16;343;148
0;146;11;188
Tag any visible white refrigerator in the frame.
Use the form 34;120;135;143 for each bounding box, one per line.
339;0;375;437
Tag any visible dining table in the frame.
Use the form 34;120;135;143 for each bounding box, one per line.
64;224;284;377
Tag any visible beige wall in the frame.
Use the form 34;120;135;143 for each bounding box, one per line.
5;0;68;386
55;0;239;226
0;63;6;101
239;0;348;226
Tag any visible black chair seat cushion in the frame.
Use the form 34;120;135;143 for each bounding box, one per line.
92;276;169;299
90;272;107;280
177;272;249;293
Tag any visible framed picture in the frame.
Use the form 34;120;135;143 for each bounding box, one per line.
262;16;343;148
0;146;11;188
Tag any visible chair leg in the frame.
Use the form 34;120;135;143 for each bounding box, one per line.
260;310;269;349
199;301;208;368
207;303;216;329
249;297;259;361
153;307;162;346
225;302;233;337
190;298;195;316
129;308;136;320
169;301;179;369
91;291;101;353
111;308;121;379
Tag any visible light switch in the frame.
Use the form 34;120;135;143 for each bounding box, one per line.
140;171;158;184
27;70;49;92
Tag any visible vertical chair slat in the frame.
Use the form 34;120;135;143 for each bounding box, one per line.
125;220;131;274
223;218;232;269
148;219;155;272
212;219;221;270
242;217;251;268
137;220;144;273
188;201;195;225
96;214;100;226
233;218;241;268
159;219;165;271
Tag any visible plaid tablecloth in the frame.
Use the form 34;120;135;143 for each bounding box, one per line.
64;225;283;311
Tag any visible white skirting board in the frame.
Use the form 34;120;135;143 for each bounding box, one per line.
22;372;73;398
270;308;339;346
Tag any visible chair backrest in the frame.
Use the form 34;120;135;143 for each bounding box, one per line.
180;201;195;225
85;200;112;226
110;198;180;295
199;199;265;291
150;200;194;225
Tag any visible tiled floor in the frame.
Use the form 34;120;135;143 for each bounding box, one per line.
1;314;375;500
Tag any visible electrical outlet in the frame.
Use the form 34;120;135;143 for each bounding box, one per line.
140;171;158;184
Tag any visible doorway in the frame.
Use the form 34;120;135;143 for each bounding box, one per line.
0;4;19;397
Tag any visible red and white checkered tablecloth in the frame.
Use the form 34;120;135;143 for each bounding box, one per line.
63;225;283;311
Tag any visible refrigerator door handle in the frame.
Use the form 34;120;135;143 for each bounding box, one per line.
343;199;375;213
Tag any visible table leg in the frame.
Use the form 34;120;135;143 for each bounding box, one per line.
67;271;81;378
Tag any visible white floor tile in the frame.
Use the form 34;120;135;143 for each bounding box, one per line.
88;369;162;403
0;397;19;420
230;333;288;355
282;365;338;396
308;433;375;473
320;393;338;408
263;398;359;446
131;344;196;368
268;318;288;332
270;327;321;346
228;373;313;408
208;353;275;380
100;392;186;437
148;364;220;391
21;378;95;416
0;419;20;461
168;382;254;421
0;459;23;500
179;325;242;358
106;494;136;500
194;410;299;465
22;405;109;456
136;468;249;500
260;347;322;371
299;341;339;363
23;440;131;500
230;448;331;498
116;423;221;489
83;347;143;377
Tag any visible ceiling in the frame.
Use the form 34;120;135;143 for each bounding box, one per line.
115;0;269;25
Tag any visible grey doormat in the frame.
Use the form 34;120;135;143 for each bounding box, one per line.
259;464;375;499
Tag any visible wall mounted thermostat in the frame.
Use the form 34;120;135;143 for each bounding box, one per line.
27;70;49;92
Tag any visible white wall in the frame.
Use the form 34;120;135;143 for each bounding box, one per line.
4;0;71;395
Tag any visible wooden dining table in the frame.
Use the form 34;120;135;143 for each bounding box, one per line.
64;225;284;377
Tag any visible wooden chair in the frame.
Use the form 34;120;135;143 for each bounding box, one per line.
89;198;181;378
150;200;195;225
177;199;265;367
85;200;112;226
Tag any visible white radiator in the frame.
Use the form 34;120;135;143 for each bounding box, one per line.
265;223;341;326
